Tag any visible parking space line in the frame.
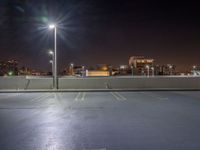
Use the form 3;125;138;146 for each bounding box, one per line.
83;148;106;150
141;92;168;100
75;92;82;101
110;92;126;101
110;92;120;101
30;93;51;102
172;91;200;100
81;92;86;101
114;92;127;101
0;93;23;100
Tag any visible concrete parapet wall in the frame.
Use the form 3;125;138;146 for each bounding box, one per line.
0;76;200;90
59;76;200;90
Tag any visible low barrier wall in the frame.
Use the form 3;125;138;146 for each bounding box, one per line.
59;76;200;90
0;76;200;90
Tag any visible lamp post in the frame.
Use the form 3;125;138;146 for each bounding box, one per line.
70;63;74;76
49;60;53;76
48;50;54;87
49;24;57;89
82;66;85;77
193;65;196;76
130;65;134;76
151;67;154;76
145;65;150;77
48;50;54;74
168;65;173;76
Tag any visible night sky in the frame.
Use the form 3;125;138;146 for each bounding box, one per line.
0;0;200;72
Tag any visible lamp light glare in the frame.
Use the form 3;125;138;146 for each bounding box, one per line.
49;24;56;29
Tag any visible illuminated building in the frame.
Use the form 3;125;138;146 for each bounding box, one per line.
96;64;109;71
129;56;154;75
86;70;110;77
84;64;111;77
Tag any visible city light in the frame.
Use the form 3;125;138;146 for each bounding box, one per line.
49;24;56;29
70;63;74;67
120;65;126;69
48;50;54;55
8;71;13;76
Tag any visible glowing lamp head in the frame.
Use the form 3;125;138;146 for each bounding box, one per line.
49;50;54;55
8;71;13;76
70;63;74;67
49;24;56;29
168;65;172;69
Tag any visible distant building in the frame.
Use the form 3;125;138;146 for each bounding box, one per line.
85;64;111;77
66;64;85;76
19;67;47;76
86;70;110;77
0;60;18;76
19;67;31;75
96;64;109;71
129;56;154;75
118;65;129;75
154;64;176;75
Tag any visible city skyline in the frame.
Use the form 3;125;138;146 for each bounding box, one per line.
0;0;200;72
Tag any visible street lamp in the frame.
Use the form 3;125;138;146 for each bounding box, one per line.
49;60;53;76
48;24;57;89
82;66;85;77
48;50;54;84
49;24;56;29
48;50;54;55
168;65;173;76
145;65;150;77
193;65;197;76
70;63;74;75
151;67;154;76
131;65;134;76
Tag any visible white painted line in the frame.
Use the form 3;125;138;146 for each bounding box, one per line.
114;92;127;101
110;92;120;101
75;92;81;101
142;92;168;100
30;94;50;102
83;148;106;150
81;92;86;101
158;97;169;100
0;93;23;100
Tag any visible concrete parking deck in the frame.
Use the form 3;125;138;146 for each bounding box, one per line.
0;91;200;150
